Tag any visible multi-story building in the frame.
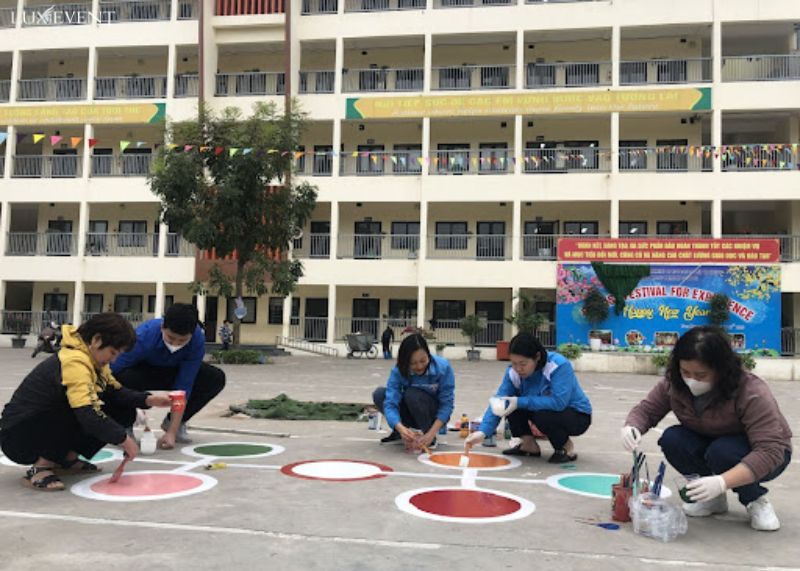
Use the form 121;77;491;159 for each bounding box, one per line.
1;0;799;355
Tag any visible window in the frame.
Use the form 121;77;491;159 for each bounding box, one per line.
119;220;147;248
114;295;143;314
436;143;470;174
291;298;300;325
619;221;648;236
435;221;468;250
388;299;417;323
268;297;284;324
391;221;420;251
84;294;104;314
564;221;599;236
657;220;689;235
432;300;466;328
147;295;174;313
226;297;257;324
619;140;648;170
393;144;422;174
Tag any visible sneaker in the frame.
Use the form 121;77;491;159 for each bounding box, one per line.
747;496;780;531
547;449;578;464
682;493;728;517
161;418;193;444
380;430;402;444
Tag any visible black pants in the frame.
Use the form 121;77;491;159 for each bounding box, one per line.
0;402;133;466
507;407;591;450
372;386;438;433
115;362;226;423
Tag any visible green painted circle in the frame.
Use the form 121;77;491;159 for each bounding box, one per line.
558;474;618;498
193;443;273;457
80;449;114;462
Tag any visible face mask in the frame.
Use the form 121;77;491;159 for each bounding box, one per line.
683;377;713;397
163;334;187;354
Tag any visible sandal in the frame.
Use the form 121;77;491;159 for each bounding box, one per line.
548;449;578;464
54;458;102;475
22;466;65;492
502;445;541;457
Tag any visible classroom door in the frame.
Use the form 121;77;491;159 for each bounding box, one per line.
352;298;380;338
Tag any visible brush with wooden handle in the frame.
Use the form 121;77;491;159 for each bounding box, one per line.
109;453;130;484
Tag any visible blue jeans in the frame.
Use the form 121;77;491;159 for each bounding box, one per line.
658;425;791;505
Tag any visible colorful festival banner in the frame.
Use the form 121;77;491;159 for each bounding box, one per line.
346;88;711;119
0;103;165;126
556;264;782;351
557;238;781;264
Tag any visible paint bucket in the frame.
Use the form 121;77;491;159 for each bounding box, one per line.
368;412;382;430
611;483;632;522
168;390;187;413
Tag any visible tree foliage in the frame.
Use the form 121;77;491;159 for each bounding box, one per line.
582;286;610;327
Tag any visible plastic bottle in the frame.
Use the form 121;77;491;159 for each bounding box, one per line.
140;427;156;455
503;419;511;440
459;413;470;438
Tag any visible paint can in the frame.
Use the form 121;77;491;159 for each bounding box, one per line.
368;412;382;430
168;390;187;413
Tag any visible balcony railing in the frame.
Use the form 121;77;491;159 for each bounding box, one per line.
523;147;610;173
432;65;515;90
433;0;512;7
1;311;72;335
525;61;611;89
344;0;424;11
424;319;508;346
6;232;77;256
720;234;800;263
342;68;424;93
91;154;153;176
13;155;82;178
301;0;337;13
215;72;285;96
430;149;511;175
340;151;423;176
0;7;14;27
337;234;420;259
95;76;167;99
99;0;171;22
427;234;511;260
177;0;198;18
722;55;800;82
291;233;331;259
619;147;712;172
0;157;4;174
21;2;93;26
84;233;193;256
80;312;151;327
288;316;328;342
18;78;86;101
175;73;199;97
0;79;9;102
721;144;798;172
295;153;334;176
299;70;335;94
620;58;712;85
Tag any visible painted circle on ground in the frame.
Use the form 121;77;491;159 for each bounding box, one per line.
182;441;285;459
281;459;393;482
71;470;217;502
395;487;535;523
417;451;520;471
546;472;673;500
0;448;121;468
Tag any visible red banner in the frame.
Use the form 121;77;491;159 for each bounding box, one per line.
557;238;780;264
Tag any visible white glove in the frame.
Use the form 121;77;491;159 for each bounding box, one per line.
464;431;485;450
502;397;518;416
686;475;727;502
621;426;642;452
490;396;518;417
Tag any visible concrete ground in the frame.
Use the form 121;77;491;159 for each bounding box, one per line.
0;349;798;571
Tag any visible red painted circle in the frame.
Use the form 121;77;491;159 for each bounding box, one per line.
91;473;204;496
409;489;522;518
280;459;393;482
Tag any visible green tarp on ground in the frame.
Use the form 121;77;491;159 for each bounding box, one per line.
230;393;370;421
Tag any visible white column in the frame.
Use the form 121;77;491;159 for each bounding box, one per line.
332;118;341;178
288;0;300;98
0;201;9;257
510;286;520;336
157;217;168;257
712;1;722;85
9;50;20;101
202;0;217;102
418;199;428;260
416;285;426;328
72;281;84;325
515;30;524;90
14;0;22;28
712;108;722;173
82;124;93;179
196;292;207;323
329;200;339;259
421;117;430;176
511;200;521;261
611;25;621;88
166;43;177;100
91;0;100;26
610;111;619;174
514;114;522;175
326;283;336;344
76;200;89;257
610;198;619;238
2;125;13;178
86;46;97;101
170;0;177;20
155;281;165;317
789;115;799;143
711;199;722;239
334;37;344;95
281;295;292;338
423;34;432;93
0;280;5;312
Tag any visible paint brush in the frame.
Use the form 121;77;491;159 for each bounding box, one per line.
109;453;130;484
420;443;432;457
459;447;470;467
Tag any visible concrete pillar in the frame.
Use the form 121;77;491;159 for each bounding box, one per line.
515;30;524;90
196;292;207;323
712;108;722;173
3;125;13;178
610;198;619;238
332;118;341;178
330;200;339;259
418;199;428;260
72;280;84;325
281;295;292;338
416;285;426;328
0;279;5;312
610;112;619;174
712;1;722;86
326;283;336;344
82;124;93;179
9;50;20;101
421;117;430;176
166;43;177;100
14;0;22;28
511;200;521;261
76;200;89;257
514;114;522;175
334;37;344;95
201;0;217;102
157;217;168;257
712;198;722;238
789;115;799;143
423;34;432;93
611;25;621;88
287;0;300;98
0;201;9;257
510;286;520;336
155;281;165;317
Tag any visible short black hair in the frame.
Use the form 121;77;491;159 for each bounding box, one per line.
77;313;137;351
163;303;199;335
397;333;432;379
668;326;743;401
509;332;548;371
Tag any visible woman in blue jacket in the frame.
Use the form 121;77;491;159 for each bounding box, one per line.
466;333;592;463
372;333;455;448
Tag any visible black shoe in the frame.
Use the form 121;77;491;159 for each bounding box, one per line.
548;449;578;464
380;430;402;444
502;444;541;457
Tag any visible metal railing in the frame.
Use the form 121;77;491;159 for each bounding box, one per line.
521;234;559;260
432;65;515;90
0;80;9;102
1;311;72;335
95;76;167;99
291;233;331;259
430;149;511;174
83;232;189;256
526;0;601;3
427;234;511;260
342;68;424;92
295;153;334;176
722;55;800;82
300;0;337;14
423;319;506;346
337;234;420;259
721;144;798;171
334;317;417;341
21;2;93;26
620;58;712;85
288;317;328;342
0;157;4;175
98;0;171;22
275;335;339;357
163;233;194;256
433;0;512;6
91;154;153;176
175;73;199;97
525;61;611;88
619;147;712;172
214;72;285;96
523;147;610;173
6;232;77;256
344;0;424;11
177;0;197;18
721;234;800;263
299;70;335;94
12;155;82;178
0;7;14;27
340;151;423;175
18;78;86;101
81;312;150;328
781;327;800;356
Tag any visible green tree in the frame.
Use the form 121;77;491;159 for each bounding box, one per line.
460;314;487;351
506;292;548;335
149;103;317;346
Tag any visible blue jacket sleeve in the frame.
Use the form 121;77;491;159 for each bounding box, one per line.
110;324;149;375
434;361;455;424
172;331;205;398
478;368;516;435
519;362;575;412
383;368;404;429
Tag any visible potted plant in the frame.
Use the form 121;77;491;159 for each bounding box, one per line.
651;352;671;376
435;343;446;356
501;293;549;360
460;314;486;361
582;287;609;351
708;293;730;329
10;315;29;349
557;342;583;361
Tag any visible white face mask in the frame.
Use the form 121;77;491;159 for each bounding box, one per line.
162;334;187;354
683;377;713;397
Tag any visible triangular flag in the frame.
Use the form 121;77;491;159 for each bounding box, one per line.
0;132;7;145
88;138;97;148
184;145;194;152
214;146;224;156
136;141;146;148
50;135;63;146
229;148;239;157
416;157;424;166
120;140;131;152
32;134;45;144
267;149;278;154
167;143;178;151
390;155;397;165
243;148;252;155
351;151;358;157
293;151;304;159
199;146;210;152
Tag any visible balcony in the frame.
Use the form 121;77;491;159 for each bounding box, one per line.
215;72;285;96
12;155;82;178
523;147;610;173
427;234;511;260
85;233;194;256
288;316;328;342
722;55;800;82
431;149;510;175
342;68;424;93
0;80;8;101
344;0;424;12
0;7;14;27
17;78;86;101
6;232;77;256
721;144;799;172
174;73;199;97
296;152;334;176
432;65;515;91
292;233;331;258
525;0;600;3
91;154;153;177
433;0;512;8
620;58;712;85
301;0;337;14
340;151;422;176
21;2;92;26
299;70;335;94
95;76;167;99
337;234;419;259
525;61;611;89
619;146;712;172
98;0;171;22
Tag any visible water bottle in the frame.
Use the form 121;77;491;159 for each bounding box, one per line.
140;427;157;455
503;419;511;440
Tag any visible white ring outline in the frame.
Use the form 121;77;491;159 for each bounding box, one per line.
181;441;285;459
416;451;521;471
546;472;673;500
71;470;217;502
395;486;535;524
0;447;123;468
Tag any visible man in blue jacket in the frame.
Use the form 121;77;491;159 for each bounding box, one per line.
111;303;225;449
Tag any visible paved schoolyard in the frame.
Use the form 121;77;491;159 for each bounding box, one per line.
0;349;798;571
